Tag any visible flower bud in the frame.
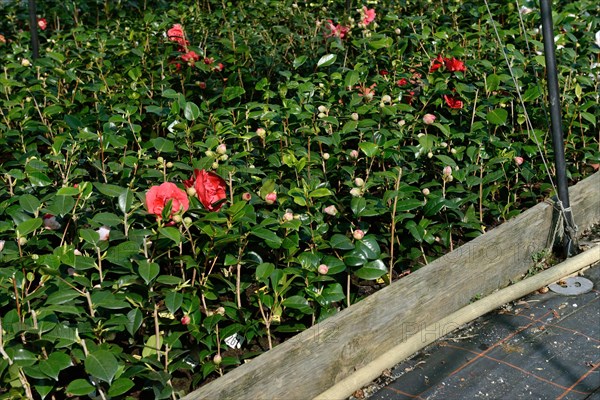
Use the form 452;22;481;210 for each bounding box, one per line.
318;105;328;113
181;315;191;325
166;162;173;168
349;150;359;159
323;205;337;216
172;214;182;223
450;148;457;154
265;192;277;205
443;166;453;177
422;188;430;196
242;192;252;201
213;354;222;365
354;177;364;187
382;95;392;104
514;156;524;166
350;187;362;197
427;151;433;158
423;113;436;125
318;264;329;275
205;150;214;157
183;217;193;225
398;120;406;127
395;28;401;35
18;237;27;246
0;240;5;252
216;306;226;316
216;144;227;155
283;212;294;222
97;226;110;241
318;112;327;118
353;229;365;240
74;248;82;256
211;161;219;169
351;112;359;121
157;156;164;164
322;152;330;160
256;128;266;138
21;58;31;67
186;187;197;197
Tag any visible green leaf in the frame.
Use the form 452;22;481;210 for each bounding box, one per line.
317;54;336;67
118;188;134;214
165;292;183;314
39;352;72;381
92;212;121;227
56;186;80;196
223;86;246;102
344;249;368;267
256;263;275;281
522;85;542;102
395;199;422;212
282;295;312;314
94;182;125;197
359;142;379;157
49;195;75;216
79;228;100;245
17;218;42;236
308;188;332;198
108;378;135;397
357;236;381;259
293;55;307;68
344;70;359;88
159;227;181;244
354;259;387;280
184;101;200;120
486;108;508;125
138;260;159;284
19;194;41;214
85;350;118;384
126;308;143;336
330;234;354;250
251;228;282;248
142;334;163;358
66;380;95;396
351;197;366;216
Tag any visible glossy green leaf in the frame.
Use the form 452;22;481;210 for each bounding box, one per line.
85;350;118;384
317;54;336;67
354;259;387;280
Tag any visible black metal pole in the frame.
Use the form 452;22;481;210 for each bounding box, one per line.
539;0;577;256
28;0;39;60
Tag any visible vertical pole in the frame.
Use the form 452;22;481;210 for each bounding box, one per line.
539;0;577;256
28;0;39;59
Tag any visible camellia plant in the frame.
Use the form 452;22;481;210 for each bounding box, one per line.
0;0;598;398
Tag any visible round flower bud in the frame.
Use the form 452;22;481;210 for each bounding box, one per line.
398;120;406;127
443;166;453;177
423;113;436;125
21;58;31;67
265;192;277;205
181;315;191;325
216;307;226;316
256;128;266;138
422;188;430;196
450;148;457;154
354;177;364;187
349;150;359;159
213;354;222;365
157;156;164;164
318;105;328;113
18;237;27;246
514;156;524;166
318;264;329;275
242;192;252;201
351;112;359;121
186;187;197;197
172;214;182;223
322;152;330;160
353;229;365;240
382;95;392;104
427;151;433;158
216;144;227;155
211;161;219;169
395;28;401;35
350;188;362;197
205;150;214;157
166;161;173;168
318;112;327;119
283;212;294;222
323;205;337;216
183;217;193;225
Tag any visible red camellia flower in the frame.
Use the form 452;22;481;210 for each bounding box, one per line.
37;18;47;31
396;78;409;87
429;54;444;72
444;57;466;72
167;23;188;48
324;20;349;39
444;94;464;109
181;51;200;65
186;169;227;212
146;182;189;219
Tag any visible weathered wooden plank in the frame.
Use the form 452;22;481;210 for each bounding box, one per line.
183;172;599;400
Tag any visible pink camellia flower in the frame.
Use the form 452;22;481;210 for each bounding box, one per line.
361;7;376;25
167;23;188;48
357;83;376;102
37;18;47;31
444;57;466;72
181;51;200;65
181;315;191;325
353;229;365;240
324;20;350;39
514;156;524;166
323;205;337;216
185;169;227;212
146;182;190;219
43;214;61;230
318;264;329;275
444;94;464;109
282;212;294;222
265;192;277;205
423;113;436;125
97;226;110;241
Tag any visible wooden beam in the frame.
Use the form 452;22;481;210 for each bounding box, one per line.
182;172;600;400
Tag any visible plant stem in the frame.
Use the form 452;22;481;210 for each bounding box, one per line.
388;167;402;284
